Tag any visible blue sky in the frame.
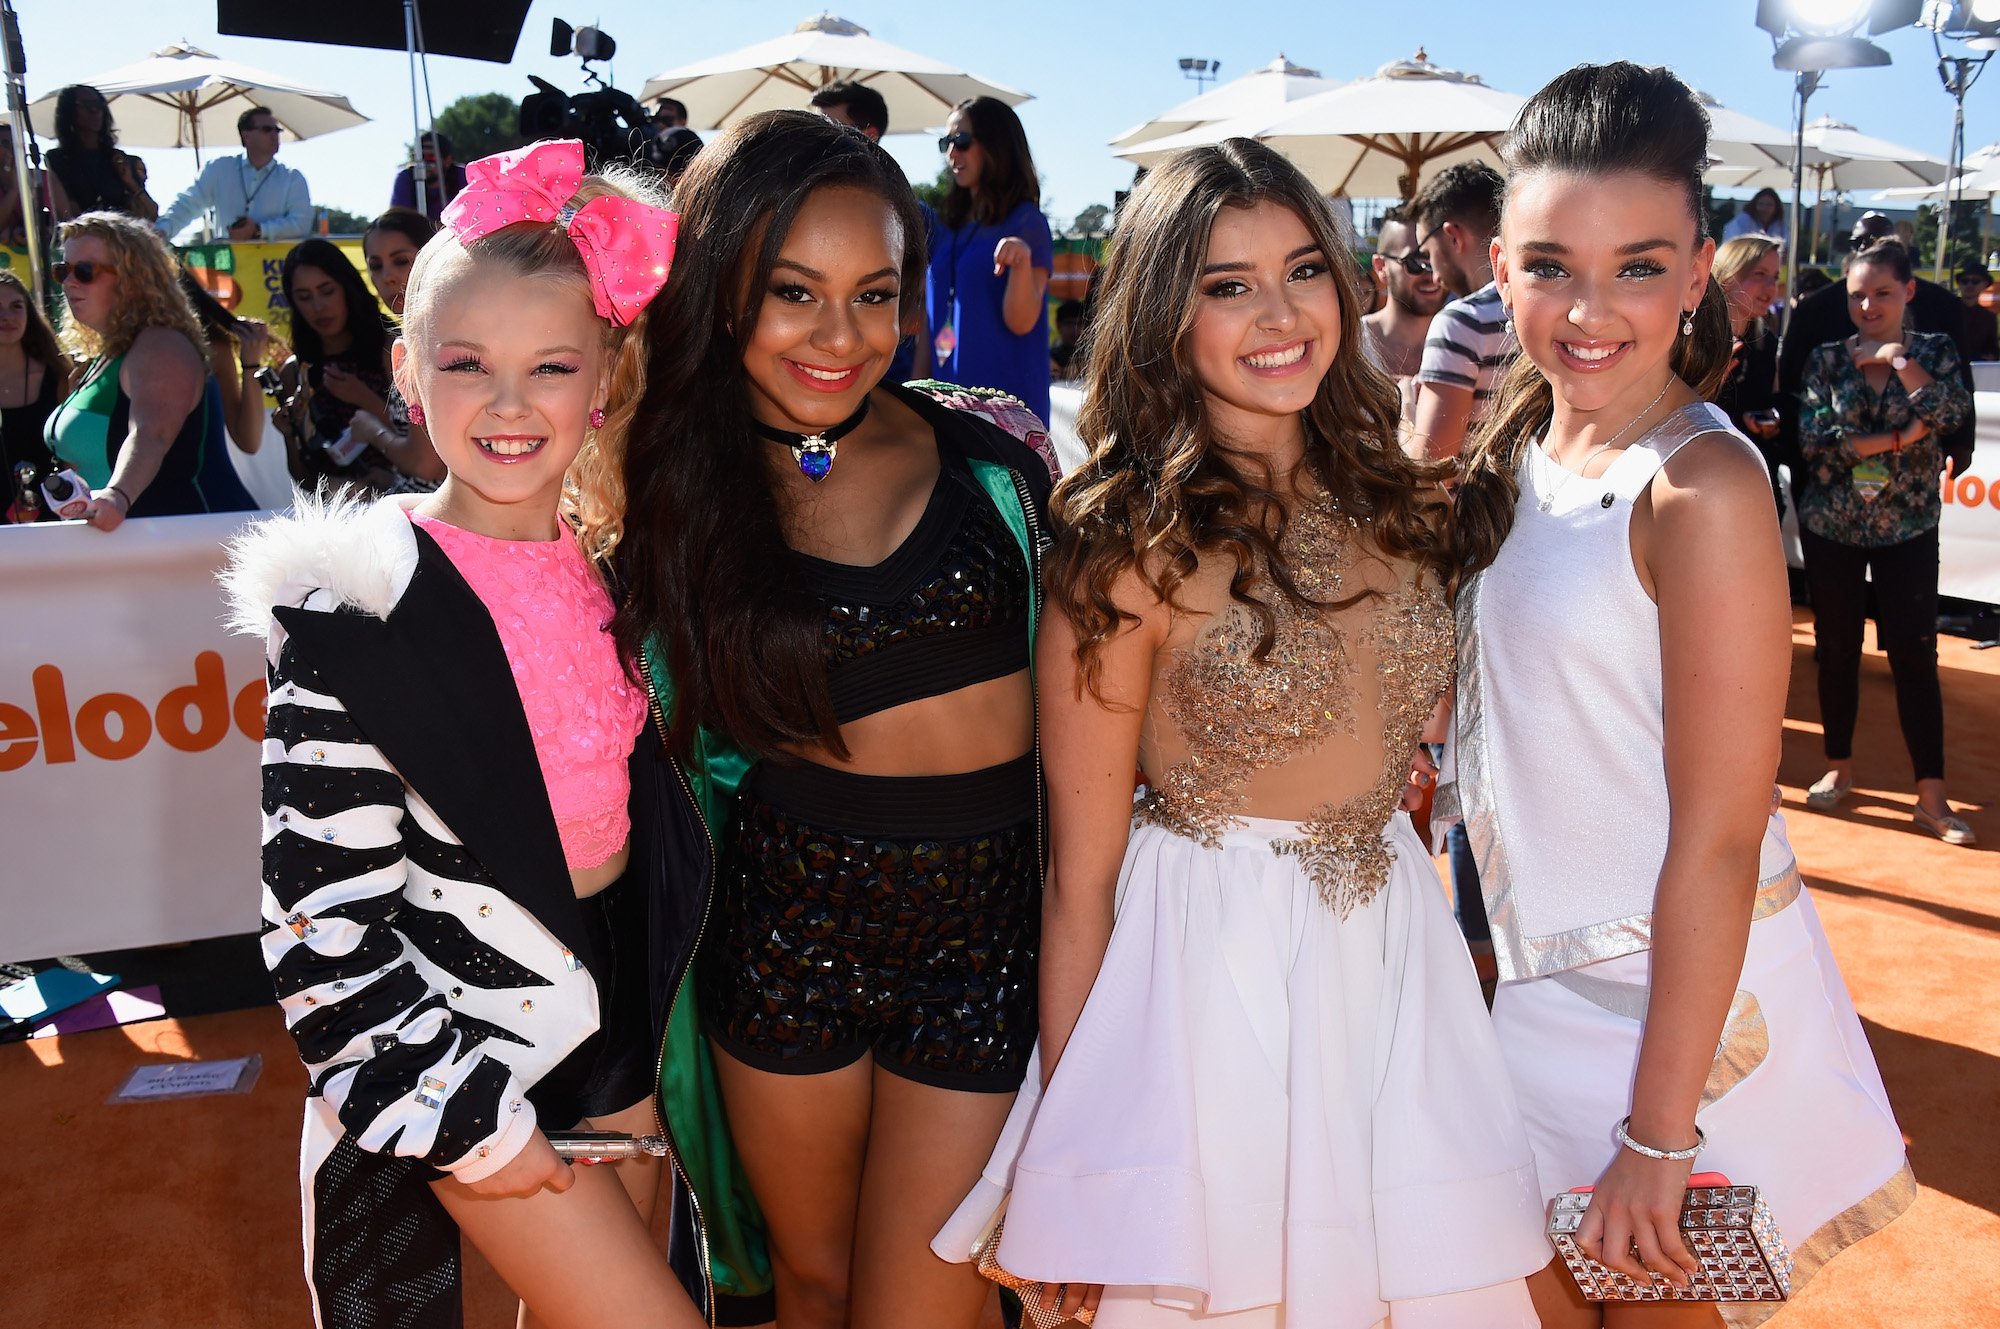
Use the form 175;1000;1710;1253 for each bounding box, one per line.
18;1;2000;229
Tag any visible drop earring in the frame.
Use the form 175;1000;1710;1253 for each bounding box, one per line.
1503;308;1514;336
1681;311;1695;336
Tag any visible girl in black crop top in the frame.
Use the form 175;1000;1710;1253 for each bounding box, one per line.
612;112;1053;1329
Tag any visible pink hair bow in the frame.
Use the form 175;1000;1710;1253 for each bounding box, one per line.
440;139;679;326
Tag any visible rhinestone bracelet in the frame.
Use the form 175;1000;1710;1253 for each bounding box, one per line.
1615;1116;1706;1162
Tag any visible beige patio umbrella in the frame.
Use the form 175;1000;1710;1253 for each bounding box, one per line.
1709;115;1949;263
640;13;1028;134
1109;54;1340;151
25;42;368;164
1117;49;1522;200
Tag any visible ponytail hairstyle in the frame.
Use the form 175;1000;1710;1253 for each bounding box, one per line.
1452;62;1732;596
397;161;666;564
1053;137;1451;700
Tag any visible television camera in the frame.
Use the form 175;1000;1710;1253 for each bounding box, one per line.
517;19;657;172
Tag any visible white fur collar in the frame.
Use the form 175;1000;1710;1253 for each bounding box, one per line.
220;491;426;637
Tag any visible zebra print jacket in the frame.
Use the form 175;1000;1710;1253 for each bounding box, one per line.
223;492;675;1328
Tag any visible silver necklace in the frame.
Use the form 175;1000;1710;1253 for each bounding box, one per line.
1538;378;1674;513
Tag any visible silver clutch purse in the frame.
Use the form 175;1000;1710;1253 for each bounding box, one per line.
1547;1175;1794;1303
969;1211;1096;1328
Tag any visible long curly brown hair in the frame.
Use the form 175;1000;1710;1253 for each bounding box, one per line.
56;212;209;366
1052;138;1451;698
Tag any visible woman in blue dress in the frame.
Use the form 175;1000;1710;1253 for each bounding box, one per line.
929;96;1053;423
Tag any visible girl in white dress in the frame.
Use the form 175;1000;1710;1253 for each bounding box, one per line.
1442;63;1910;1328
932;138;1549;1328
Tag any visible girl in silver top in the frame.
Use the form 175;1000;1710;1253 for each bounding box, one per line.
1440;62;1909;1328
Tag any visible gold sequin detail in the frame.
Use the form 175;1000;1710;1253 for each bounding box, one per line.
1136;500;1456;917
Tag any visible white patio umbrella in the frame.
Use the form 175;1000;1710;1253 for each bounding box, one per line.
1708;116;1949;264
25;42;367;163
1708;115;1949;194
1108;54;1340;151
1697;91;1811;174
1117;50;1523;200
640;13;1028;134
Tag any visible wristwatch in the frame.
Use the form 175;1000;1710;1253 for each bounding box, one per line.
1891;354;1910;371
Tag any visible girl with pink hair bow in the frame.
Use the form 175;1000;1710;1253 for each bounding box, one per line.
226;141;708;1329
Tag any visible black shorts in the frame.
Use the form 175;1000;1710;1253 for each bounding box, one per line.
529;867;657;1127
700;755;1040;1093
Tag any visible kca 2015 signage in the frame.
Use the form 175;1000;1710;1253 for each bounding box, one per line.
1;513;268;961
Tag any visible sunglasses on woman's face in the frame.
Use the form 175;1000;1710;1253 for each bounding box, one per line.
53;260;114;285
938;132;976;154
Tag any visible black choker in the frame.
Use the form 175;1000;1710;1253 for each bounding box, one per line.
754;398;870;482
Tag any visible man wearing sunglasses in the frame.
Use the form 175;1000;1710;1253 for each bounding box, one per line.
1360;204;1445;385
155;105;313;244
1406;162;1511;466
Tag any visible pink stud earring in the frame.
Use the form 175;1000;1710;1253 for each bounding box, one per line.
407;402;425;425
589;407;607;430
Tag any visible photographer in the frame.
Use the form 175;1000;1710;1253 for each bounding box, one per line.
155;106;312;243
272;239;436;494
179;271;275;454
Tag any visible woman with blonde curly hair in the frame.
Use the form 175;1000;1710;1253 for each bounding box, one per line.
1711;233;1786;505
933;137;1546;1327
47;210;254;527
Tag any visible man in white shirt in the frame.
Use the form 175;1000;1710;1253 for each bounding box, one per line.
155;105;313;243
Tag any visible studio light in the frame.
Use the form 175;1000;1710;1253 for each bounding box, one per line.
1791;0;1873;33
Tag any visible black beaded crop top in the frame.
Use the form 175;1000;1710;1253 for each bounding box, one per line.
797;454;1031;725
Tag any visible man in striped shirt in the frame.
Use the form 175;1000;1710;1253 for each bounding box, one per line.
1407;162;1515;464
1404;163;1512;986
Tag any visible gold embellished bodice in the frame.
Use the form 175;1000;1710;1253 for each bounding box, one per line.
1134;500;1455;916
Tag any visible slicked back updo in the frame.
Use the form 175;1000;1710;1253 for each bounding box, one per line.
1451;62;1733;594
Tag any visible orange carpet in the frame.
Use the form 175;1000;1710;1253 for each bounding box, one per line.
2;608;1994;1328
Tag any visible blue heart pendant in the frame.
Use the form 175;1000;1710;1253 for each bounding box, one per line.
793;438;836;482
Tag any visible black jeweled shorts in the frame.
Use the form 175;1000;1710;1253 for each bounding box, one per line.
700;754;1039;1093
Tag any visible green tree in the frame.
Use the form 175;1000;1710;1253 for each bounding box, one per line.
1071;203;1111;237
1912;201;1984;273
408;92;524;167
321;207;371;236
912;165;953;210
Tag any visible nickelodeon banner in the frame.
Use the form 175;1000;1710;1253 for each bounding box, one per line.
1;512;267;961
1941;393;2000;605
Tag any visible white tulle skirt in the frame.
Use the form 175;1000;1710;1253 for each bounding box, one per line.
934;813;1550;1328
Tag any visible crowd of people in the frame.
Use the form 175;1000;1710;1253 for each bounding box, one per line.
3;46;1975;1329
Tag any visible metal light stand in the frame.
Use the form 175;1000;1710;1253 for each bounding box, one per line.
1934;43;1991;281
404;0;438;217
1784;68;1823;336
1178;57;1220;93
0;0;48;310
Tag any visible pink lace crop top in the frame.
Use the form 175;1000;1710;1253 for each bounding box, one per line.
412;512;646;871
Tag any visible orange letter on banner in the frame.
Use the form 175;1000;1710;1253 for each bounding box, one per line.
76;691;152;760
30;665;75;764
0;702;36;771
235;678;266;742
159;651;232;751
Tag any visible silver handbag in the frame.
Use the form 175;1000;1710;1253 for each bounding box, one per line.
1547;1177;1793;1303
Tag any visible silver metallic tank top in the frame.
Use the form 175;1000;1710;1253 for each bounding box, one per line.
1441;402;1800;981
